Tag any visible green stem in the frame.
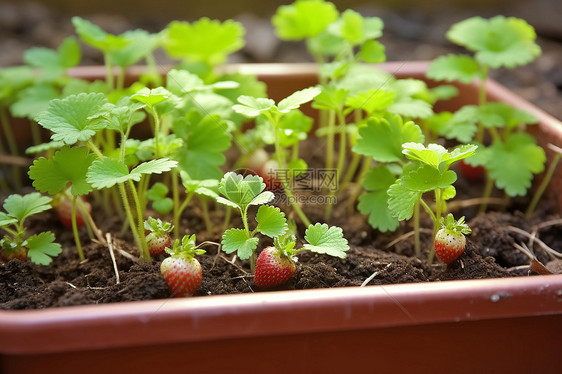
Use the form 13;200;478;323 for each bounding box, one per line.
419;198;437;224
118;183;141;250
151;108;161;159
127;179;150;261
526;151;561;218
87;140;104;159
325;110;347;221
174;191;195;238
414;201;420;257
479;174;495;214
475;66;489;143
201;198;213;235
222;206;232;232
71;195;85;261
428;189;444;265
30;122;42;146
340;152;361;193
0;108;22;190
325;110;336;172
268;113;311;227
346;156;371;215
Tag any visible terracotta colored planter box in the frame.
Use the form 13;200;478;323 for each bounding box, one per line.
0;62;561;374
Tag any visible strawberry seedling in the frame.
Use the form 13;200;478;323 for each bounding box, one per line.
426;16;545;210
254;223;349;288
215;172;286;272
160;234;206;297
0;193;62;265
387;142;477;262
233;87;321;227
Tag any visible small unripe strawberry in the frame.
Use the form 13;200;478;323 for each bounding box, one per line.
434;214;471;264
160;235;205;297
144;217;173;257
254;246;296;288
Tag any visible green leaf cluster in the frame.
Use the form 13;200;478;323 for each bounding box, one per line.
0;193;62;265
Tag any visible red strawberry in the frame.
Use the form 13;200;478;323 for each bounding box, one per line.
55;195;91;228
459;160;485;181
144;217;173;256
434;214;471;264
160;235;205;297
254;246;296;288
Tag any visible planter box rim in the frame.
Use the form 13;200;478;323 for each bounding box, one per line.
0;274;560;355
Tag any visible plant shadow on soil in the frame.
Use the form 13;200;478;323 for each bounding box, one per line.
2;178;561;310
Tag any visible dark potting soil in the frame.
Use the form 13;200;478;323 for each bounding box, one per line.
1;200;560;310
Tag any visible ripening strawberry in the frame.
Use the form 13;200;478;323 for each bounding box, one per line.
459;160;485;181
160;235;205;297
254;246;296;288
0;245;27;262
434;214;472;264
55;195;91;228
144;217;173;257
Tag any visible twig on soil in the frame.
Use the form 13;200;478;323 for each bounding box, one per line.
385;229;432;250
216;254;250;275
66;282;77;289
106;233;120;284
444;197;507;211
361;263;392;287
535;218;562;231
507;225;562;259
512;242;552;275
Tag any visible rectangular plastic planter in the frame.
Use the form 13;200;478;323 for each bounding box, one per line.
1;62;561;374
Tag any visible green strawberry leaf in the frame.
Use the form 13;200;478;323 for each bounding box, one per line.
353;114;424;163
36;92;108;145
427;54;483;83
2;193;52;223
0;212;18;227
357;166;400;232
221;228;259;260
487;133;545;196
164;18;245;66
255;205;287;238
26;231;62;265
87;158;177;189
10;84;60;119
278;87;321;113
387;181;422;221
28;145;96;196
174;111;232;180
233;96;276;117
447;16;541;68
272;0;338;41
302;223;349;258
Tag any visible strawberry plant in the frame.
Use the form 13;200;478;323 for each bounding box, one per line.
254;223;349;288
388;142;477;261
0;193;62;264
426;16;545;210
233;87;321;227
215;172;286;272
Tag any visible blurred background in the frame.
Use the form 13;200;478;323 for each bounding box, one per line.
0;0;560;118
